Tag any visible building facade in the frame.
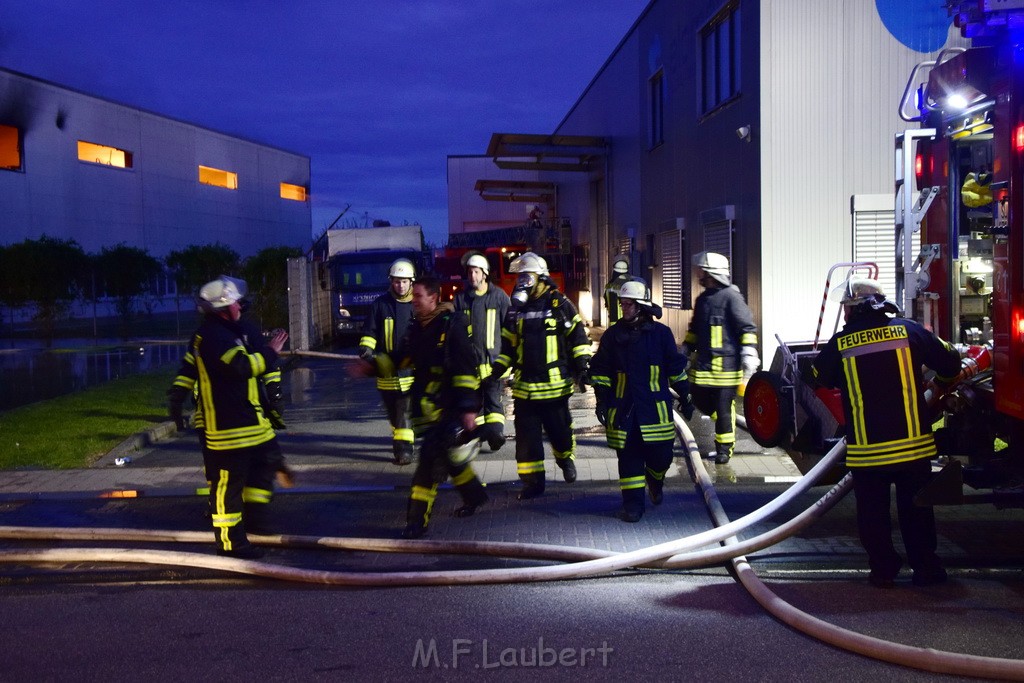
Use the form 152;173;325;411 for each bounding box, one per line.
449;0;966;360
0;67;311;260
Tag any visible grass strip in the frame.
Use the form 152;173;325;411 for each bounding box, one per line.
0;368;175;469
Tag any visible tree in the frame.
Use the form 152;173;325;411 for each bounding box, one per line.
165;243;240;297
2;236;89;345
241;246;302;330
94;244;162;339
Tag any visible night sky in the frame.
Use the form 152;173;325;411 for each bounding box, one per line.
0;1;648;246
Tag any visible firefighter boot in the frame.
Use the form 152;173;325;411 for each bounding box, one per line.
646;472;665;506
620;488;645;523
393;441;414;466
714;443;734;465
453;472;488;518
556;456;577;483
402;493;433;539
517;472;546;500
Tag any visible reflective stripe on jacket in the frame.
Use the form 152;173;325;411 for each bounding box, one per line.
685;284;758;387
360;291;414;393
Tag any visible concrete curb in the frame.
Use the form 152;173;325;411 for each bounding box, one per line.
93;419;185;467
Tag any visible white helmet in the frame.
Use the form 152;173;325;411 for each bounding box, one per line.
447;432;481;467
831;277;891;308
612;256;629;274
463;252;489;277
508;251;549;275
693;251;731;286
198;276;245;311
389;258;415;279
618;277;652;306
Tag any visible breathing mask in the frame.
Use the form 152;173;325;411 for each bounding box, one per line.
511;272;537;307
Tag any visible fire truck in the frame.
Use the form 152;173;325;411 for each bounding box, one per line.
743;1;1024;504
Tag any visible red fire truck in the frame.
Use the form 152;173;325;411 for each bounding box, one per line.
744;2;1024;503
435;245;566;302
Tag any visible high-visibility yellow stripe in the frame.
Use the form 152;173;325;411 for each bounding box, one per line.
359;336;376;350
546;334;557;364
487;308;497;349
393;428;415;443
452;468;476;486
649;365;660;392
615;372;626;399
711;325;722;349
842;356;867;445
242;487;272;504
517;461;545;474
620;476;646;490
220;346;244;364
384;318;394;353
896;346;921;436
411;485;437;503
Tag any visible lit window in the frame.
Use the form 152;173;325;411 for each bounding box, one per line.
78;140;132;168
650;70;665;148
280;182;307;201
701;1;741;115
0;124;21;170
198;165;238;189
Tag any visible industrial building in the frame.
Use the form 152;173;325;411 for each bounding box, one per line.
448;0;967;358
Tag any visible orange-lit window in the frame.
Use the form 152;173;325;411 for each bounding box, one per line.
0;124;21;170
198;165;238;189
78;140;132;168
280;182;307;201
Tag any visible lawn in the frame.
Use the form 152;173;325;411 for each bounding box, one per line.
0;368;176;469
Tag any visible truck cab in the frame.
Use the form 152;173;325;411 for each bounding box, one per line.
330;249;424;343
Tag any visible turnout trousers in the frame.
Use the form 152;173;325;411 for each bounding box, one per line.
691;384;738;456
381;390;414;463
406;416;488;532
617;428;674;515
203;439;278;553
851;457;942;580
513;396;575;492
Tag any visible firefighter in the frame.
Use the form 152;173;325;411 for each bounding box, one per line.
682;251;759;464
490;251;592;499
454;251;511;452
185;276;287;559
398;275;488;539
603;255;631;324
812;278;961;588
358;258;416;465
589;278;693;522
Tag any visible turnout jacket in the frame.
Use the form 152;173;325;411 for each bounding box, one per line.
685;284;758;387
603;273;631;324
359;291;414;393
398;303;482;430
492;287;592;401
811;311;961;467
589;317;690;447
454;282;511;378
190;314;278;451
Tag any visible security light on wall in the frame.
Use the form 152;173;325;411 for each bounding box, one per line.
736;125;751;142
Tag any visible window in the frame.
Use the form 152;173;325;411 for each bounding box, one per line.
701;1;741;114
0;124;21;170
77;140;132;168
198;165;238;189
280;182;307;201
650;70;665;148
659;226;687;310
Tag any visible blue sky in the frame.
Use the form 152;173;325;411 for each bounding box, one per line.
0;1;648;246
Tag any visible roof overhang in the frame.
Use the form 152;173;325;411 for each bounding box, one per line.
474;179;555;203
486;133;607;172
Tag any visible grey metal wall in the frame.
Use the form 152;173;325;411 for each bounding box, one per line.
0;68;311;257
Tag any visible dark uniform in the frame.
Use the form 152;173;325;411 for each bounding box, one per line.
812;305;960;586
684;284;758;461
590;315;690;520
399;303;488;537
492;284;592;498
359;290;415;464
188;314;281;556
454;282;511;448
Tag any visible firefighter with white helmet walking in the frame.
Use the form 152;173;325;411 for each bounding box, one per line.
603;255;631;324
811;277;960;588
682;251;759;464
589;277;694;522
454;251;512;451
358;258;417;465
490;251;592;499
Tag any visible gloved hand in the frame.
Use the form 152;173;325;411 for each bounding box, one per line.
595;400;608;427
168;400;188;432
741;347;760;378
575;359;592;394
357;345;374;362
677;394;695;420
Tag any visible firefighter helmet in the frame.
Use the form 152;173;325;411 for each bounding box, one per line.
693;251;731;286
197;276;246;312
447;430;481;467
831;277;899;314
462;252;489;277
612;256;629;274
389;258;415;279
618;277;652;306
508;251;549;275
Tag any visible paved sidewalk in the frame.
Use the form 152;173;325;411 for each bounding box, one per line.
0;358;802;498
